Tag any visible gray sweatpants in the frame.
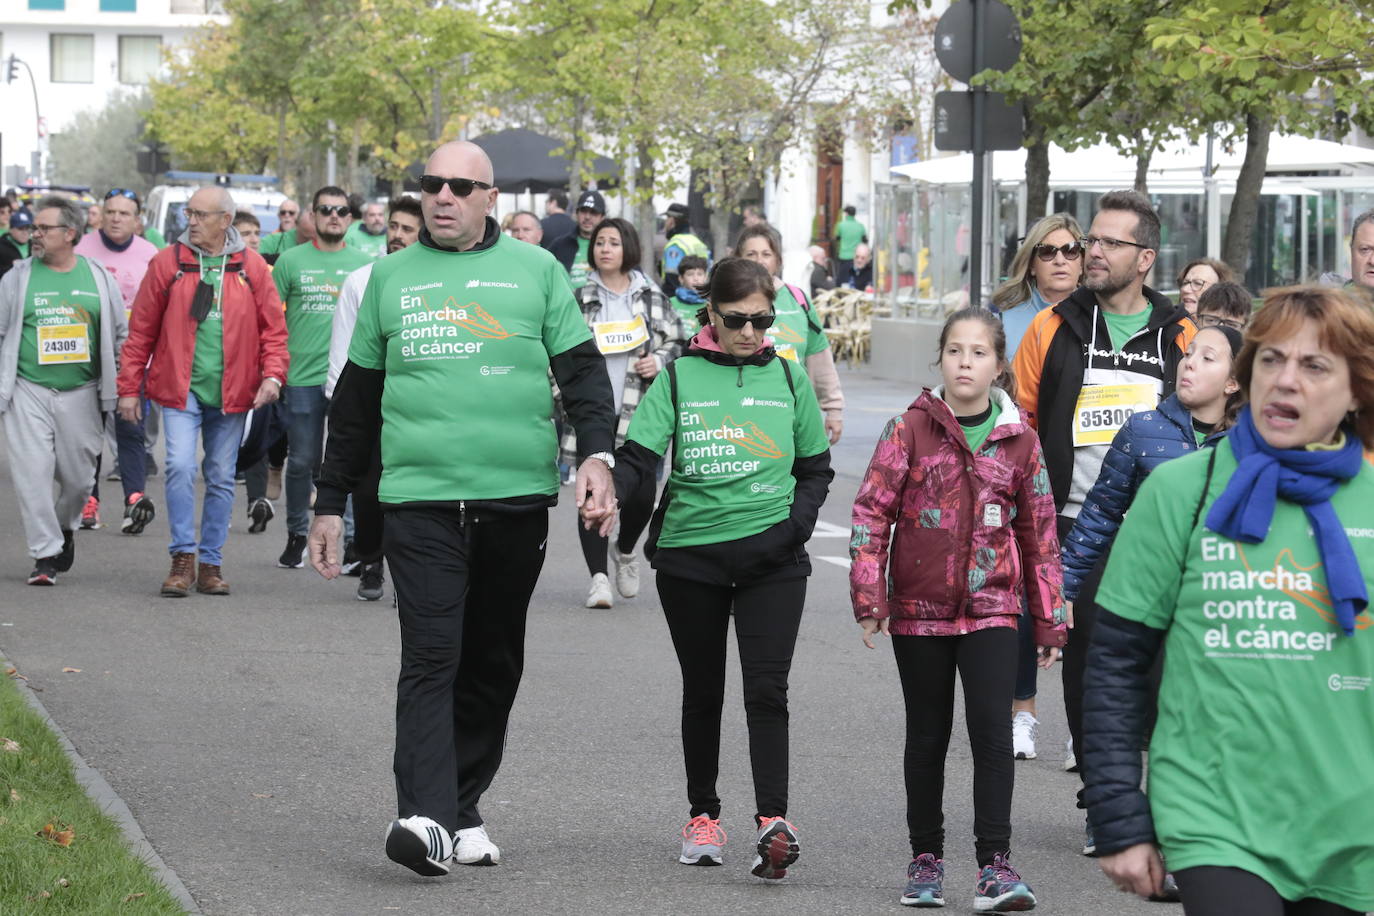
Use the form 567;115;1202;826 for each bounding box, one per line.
3;377;103;559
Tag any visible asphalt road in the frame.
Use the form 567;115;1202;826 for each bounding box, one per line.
0;364;1171;915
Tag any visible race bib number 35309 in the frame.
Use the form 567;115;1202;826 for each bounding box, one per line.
37;324;91;364
1073;382;1155;447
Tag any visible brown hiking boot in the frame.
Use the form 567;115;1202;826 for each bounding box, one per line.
162;552;195;597
195;562;230;596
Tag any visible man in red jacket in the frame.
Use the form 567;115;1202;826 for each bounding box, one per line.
117;186;289;597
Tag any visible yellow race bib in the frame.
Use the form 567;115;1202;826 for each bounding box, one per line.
592;314;650;355
37;323;91;365
1072;383;1155;447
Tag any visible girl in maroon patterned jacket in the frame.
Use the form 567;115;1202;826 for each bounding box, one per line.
849;307;1067;911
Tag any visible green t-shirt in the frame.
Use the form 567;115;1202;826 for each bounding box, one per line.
274;242;373;387
259;229;297;257
770;285;829;365
625;355;830;547
1103;307;1152;351
568;236;591;288
142;226;167;249
348;235;592;503
670;296;702;333
4;230;31;259
17;258;102;390
954;398;1002;453
345;222;387;260
833;216;866;259
189;254;227;408
1097;441;1374;912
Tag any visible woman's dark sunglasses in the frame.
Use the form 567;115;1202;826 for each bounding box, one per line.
717;312;776;330
419;175;494;197
1033;242;1083;261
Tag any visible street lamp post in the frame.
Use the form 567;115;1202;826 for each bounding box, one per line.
5;55;45;182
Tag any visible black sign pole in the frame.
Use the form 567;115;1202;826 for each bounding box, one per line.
969;0;986;307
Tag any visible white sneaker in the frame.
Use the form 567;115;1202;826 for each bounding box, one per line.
586;572;613;608
1064;737;1078;772
453;824;500;866
612;550;639;598
1012;711;1038;760
385;816;453;876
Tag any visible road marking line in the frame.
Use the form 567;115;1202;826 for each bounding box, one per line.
809;521;849;538
816;555;851;569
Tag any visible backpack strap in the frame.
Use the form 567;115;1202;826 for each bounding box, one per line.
784;282;824;336
777;353;796;398
1188;444;1220;536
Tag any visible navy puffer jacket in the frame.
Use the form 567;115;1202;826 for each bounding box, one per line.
1062;394;1219;600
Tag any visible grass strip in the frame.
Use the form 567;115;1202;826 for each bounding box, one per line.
1;669;186;913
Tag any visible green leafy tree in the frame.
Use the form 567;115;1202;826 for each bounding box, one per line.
49;90;155;197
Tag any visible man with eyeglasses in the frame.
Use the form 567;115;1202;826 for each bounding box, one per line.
345;201;388;260
1011;189;1194;855
76;188;162;535
259;200;312;261
118;186;289;598
271;186;373;570
307;140;616;877
0;195;127;585
277;200;299;233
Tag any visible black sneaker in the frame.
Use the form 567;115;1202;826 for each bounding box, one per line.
278;533;307;569
27;556;59;586
248;497;274;534
122;492;155;535
357;561;385;601
341;540;361;576
55;530;75;573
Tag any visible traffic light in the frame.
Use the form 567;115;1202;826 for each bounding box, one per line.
5;56;20;84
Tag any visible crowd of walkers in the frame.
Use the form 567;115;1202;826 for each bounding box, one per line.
0;159;1370;915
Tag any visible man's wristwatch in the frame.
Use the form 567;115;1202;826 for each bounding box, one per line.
585;451;616;469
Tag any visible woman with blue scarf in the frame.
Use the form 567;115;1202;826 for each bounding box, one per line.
1081;286;1374;916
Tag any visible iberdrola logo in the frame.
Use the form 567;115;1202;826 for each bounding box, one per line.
438;296;511;339
719;416;784;459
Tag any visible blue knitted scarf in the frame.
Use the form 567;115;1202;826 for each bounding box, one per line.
1205;407;1366;636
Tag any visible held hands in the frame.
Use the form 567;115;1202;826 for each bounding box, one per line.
634;355;660;379
859;616;890;649
576;457;618;537
253;377;282;409
116;396;142;423
307;514;344;579
1099;843;1166;899
1037;645;1061;669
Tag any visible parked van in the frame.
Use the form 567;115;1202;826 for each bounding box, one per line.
143;172;287;246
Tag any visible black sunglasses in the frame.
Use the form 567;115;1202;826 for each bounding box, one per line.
1033;242;1082;262
105;188;140;207
419;175;494;197
315;204;350;217
716;311;776;330
278;207;298;216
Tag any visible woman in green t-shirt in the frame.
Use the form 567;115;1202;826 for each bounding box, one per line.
1085;286;1374;916
734;224;845;444
607;257;833;884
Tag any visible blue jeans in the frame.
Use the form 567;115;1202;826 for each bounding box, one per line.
163;392;246;565
284;384;328;536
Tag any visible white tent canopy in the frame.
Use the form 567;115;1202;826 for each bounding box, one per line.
890;132;1374;186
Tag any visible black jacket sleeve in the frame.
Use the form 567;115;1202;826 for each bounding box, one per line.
1083;607;1168;856
788;451;833;539
315;360;384;516
548;233;576;271
550;339;616;459
612;439;662;505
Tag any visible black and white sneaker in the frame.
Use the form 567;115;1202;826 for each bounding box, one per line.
341;540;361;576
27;556;59;586
55;530;75;573
122;492;156;535
247;497;274;534
357;561;385;601
278;533;307;568
453;824;500;865
385;816;454;877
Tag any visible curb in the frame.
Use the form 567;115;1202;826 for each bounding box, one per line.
3;654;202;915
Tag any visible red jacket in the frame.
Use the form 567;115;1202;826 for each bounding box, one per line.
118;241;288;413
849;387;1067;645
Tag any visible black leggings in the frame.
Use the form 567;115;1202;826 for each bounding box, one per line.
577;465;655;575
1174;867;1360;916
894;627;1018;867
657;571;806;824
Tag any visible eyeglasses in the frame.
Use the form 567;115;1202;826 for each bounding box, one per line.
1179;277;1210;291
715;311;776;330
31;224;67;235
1197;313;1245;331
105;188;140;207
278;207;298;216
314;204;350;217
1081;235;1150;253
183;208;226;222
419;175;494;197
1032;242;1082;262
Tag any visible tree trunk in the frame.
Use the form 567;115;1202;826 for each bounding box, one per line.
1024;125;1050;221
276;103;288;192
1222;111;1271;275
347;118;363;193
1134;144;1152;194
636;146;656;276
708;195;733;259
568;96;586;192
